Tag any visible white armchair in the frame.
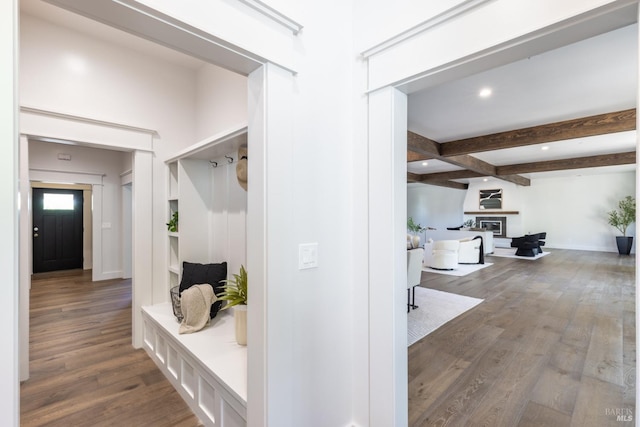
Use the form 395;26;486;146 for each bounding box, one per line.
424;239;460;270
458;237;483;264
424;237;485;269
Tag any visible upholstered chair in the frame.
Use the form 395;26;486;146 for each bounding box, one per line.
427;239;460;270
458;238;483;264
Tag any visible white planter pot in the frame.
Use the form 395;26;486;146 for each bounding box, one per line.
234;305;247;346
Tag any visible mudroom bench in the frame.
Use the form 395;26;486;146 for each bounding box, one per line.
141;303;247;427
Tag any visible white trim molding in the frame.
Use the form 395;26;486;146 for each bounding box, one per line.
21;106;158;136
237;0;303;35
360;0;492;58
20;106;156;152
120;169;133;185
29;168;106;185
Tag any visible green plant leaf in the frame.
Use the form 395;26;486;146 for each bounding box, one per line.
607;196;636;236
218;265;248;309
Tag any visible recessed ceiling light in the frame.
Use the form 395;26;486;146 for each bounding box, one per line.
421;161;428;166
483;178;488;182
479;87;492;98
541;146;549;150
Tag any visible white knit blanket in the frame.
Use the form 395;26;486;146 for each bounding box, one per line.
179;284;216;334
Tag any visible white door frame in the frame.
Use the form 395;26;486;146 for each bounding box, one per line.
364;4;639;425
18;110;155;380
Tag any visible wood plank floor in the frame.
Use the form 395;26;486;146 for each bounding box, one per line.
21;269;202;427
409;248;636;426
20;249;636;426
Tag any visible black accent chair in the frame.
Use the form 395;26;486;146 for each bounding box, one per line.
510;232;546;257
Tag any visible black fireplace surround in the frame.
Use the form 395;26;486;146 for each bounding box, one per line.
475;216;507;238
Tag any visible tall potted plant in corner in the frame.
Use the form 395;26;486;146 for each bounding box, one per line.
607;195;636;255
218;265;248;345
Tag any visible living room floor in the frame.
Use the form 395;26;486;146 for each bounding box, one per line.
409;249;635;427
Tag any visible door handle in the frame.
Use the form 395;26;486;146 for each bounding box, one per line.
34;233;39;238
33;226;39;232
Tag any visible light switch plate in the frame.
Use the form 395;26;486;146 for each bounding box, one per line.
298;243;318;269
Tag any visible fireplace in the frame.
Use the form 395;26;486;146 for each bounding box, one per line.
476;216;507;238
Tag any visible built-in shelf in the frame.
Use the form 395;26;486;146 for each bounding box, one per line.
159;123;249;427
165;123;248;164
465;211;520;215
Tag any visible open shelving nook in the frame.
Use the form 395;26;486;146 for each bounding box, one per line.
142;123;249;427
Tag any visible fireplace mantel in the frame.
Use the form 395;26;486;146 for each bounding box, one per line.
464;211;519;215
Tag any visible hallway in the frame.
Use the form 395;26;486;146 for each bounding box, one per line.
20;270;201;426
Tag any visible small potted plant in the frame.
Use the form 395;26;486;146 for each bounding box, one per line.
218;265;248;345
462;219;475;230
407;217;426;249
607;195;636;255
166;211;178;232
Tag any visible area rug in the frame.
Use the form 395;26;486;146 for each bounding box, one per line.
422;262;493;277
408;287;483;346
488;247;550;260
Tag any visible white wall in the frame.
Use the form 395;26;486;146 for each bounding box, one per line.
407;183;467;231
521;172;636;252
28;140;128;277
281;4;355;425
458;171;637;252
196;64;248;141
210;156;247;281
20;12;197;301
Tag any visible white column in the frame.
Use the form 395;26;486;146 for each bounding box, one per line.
132;150;154;348
1;0;19;424
247;62;296;427
19;136;30;381
368;86;408;426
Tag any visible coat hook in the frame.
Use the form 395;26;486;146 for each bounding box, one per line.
225;155;234;164
209;160;218;167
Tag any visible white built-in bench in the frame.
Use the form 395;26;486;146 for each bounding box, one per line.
141;303;247;427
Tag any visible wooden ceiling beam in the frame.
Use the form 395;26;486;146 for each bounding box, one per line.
409;172;469;189
440;109;636;157
408;151;635;184
496;151;636;175
407;172;422;182
408;130;531;186
407;151;432;162
407;131;441;157
426;180;469;190
419;170;485;181
445;155;531;186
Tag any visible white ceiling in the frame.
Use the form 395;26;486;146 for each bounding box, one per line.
20;0;207;70
407;23;638;182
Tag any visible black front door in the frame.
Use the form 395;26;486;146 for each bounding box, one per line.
33;188;83;273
